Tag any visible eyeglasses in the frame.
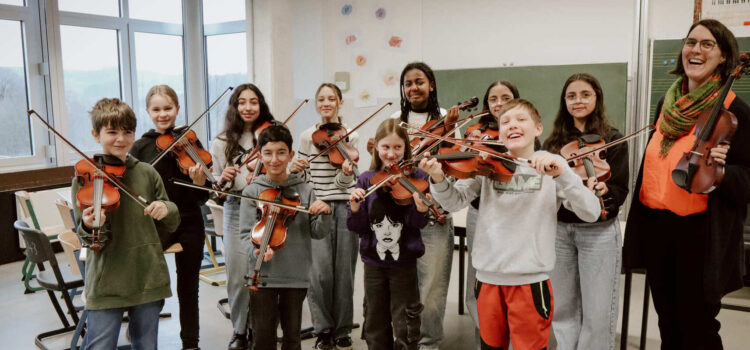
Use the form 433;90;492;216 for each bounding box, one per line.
682;38;717;51
565;92;595;103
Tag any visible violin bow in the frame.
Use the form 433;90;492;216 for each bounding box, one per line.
27;110;150;209
172;179;312;213
565;124;654;162
150;86;233;167
307;102;393;163
237;99;309;169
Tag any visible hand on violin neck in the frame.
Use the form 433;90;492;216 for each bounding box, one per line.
349;188;366;212
309;200;332;215
417;152;445;184
710;143;729;166
289;158;308;174
586;178;609;196
342;159;355;176
221;166;239;182
530;153;564;177
413;192;430;213
189;163;207;186
82;206;106;230
144;201;169;220
445;106;460;126
254;247;274;262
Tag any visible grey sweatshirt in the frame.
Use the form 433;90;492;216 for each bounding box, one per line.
430;151;600;285
239;173;333;289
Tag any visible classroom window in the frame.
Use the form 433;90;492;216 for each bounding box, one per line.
0;19;32;158
129;0;182;24
58;0;120;17
206;32;247;139
133;32;186;137
0;0;24;6
60;25;121;152
202;0;245;25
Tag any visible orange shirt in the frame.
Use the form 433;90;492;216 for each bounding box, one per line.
640;91;735;216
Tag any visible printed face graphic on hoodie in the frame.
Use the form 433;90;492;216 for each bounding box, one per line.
371;215;403;261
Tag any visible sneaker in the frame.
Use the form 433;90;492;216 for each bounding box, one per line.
314;330;335;350
334;336;353;349
227;332;248;350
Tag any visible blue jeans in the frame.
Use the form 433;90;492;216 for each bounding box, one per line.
83;300;164;350
224;196;251;334
416;218;453;349
550;219;622;350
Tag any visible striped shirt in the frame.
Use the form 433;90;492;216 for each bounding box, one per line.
297;124;359;201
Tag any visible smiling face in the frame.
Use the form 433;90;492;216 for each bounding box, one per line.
487;84;515;118
371;215;402;250
682;25;726;91
93;125;135;161
403;68;433;110
260;141;293;181
316;86;342;122
376;132;406;169
498;106;542;157
147;94;180;133
237;89;261;127
565;80;597;128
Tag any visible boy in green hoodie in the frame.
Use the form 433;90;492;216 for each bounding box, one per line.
72;97;180;349
238;124;333;350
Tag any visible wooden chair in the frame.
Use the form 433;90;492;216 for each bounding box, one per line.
15;220;83;349
200;200;227;286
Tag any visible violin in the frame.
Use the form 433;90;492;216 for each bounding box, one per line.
74;155;126;252
434;144;516;182
410;97;479;156
559;134;611;219
28;110;153;253
465;114;499;143
369;163;447;224
672;53;750;194
312;122;360;178
248;187;299;292
155;127;217;183
150;87;232;174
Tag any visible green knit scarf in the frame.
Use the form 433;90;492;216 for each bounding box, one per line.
659;74;722;157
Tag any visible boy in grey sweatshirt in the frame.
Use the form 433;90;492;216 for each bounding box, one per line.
419;99;600;349
239;125;333;350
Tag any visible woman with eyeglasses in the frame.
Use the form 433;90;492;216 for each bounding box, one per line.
542;73;629;350
623;19;750;349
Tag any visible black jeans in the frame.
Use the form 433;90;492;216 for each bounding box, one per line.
363;264;422;350
644;209;722;350
163;222;205;348
249;287;307;350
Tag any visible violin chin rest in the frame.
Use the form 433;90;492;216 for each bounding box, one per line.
671;169;689;191
281;187;300;200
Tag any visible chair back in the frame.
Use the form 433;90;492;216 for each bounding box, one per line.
56;199;77;232
58;231;83;276
206;200;224;237
15;220;59;268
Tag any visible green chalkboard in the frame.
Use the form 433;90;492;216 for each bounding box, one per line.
435;63;628;140
649;37;750;124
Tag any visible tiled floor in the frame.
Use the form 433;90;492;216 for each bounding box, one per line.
1;246;750;349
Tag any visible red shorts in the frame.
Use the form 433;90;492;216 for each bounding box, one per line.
475;280;554;350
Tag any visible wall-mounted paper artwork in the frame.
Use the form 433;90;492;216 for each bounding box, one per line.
355;89;377;108
375;7;386;20
345;34;358;45
382;70;398;86
356;55;367;67
388;35;403;48
341;4;353;16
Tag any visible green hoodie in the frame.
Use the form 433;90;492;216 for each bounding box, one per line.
72;155;180;310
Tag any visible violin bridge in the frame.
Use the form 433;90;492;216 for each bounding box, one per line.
689;150;705;157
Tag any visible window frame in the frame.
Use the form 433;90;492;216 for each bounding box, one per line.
0;1;53;172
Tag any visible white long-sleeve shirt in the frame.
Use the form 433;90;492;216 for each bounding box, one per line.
430;151;601;286
210;131;254;192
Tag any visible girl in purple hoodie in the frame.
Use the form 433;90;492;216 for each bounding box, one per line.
347;118;431;349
